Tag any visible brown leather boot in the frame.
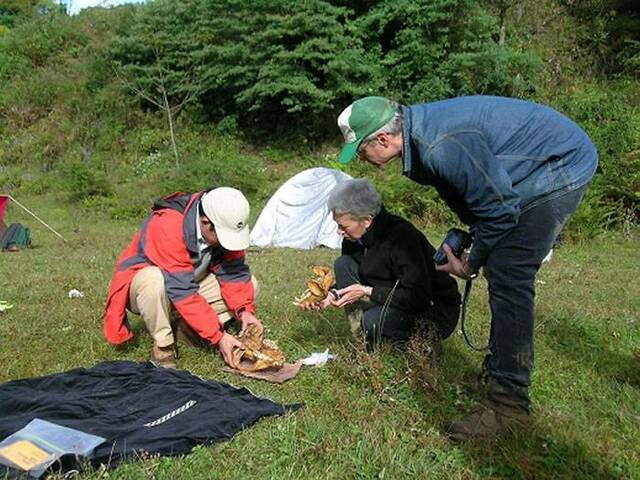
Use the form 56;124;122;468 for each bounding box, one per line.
445;403;531;442
151;344;177;369
445;378;531;442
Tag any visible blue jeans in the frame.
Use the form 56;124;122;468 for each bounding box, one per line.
333;255;458;344
484;185;588;408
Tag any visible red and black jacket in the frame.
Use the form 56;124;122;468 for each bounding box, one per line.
104;191;255;345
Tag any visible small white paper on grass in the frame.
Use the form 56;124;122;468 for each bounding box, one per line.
301;349;336;366
0;301;13;312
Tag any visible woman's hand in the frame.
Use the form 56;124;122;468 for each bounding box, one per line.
297;296;333;311
333;283;372;308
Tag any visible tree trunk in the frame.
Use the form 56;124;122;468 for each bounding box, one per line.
162;86;180;169
499;7;507;45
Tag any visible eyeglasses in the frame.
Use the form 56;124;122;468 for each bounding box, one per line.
356;138;377;159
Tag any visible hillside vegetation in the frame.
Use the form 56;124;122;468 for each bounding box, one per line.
0;0;638;231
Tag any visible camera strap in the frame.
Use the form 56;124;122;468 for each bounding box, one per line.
460;279;489;352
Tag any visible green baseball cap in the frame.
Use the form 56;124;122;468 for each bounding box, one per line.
337;96;398;164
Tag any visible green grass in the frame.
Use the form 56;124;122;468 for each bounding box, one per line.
0;194;639;480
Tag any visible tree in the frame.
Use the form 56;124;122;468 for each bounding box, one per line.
559;0;640;75
353;0;539;103
483;0;522;44
193;0;382;133
110;0;203;168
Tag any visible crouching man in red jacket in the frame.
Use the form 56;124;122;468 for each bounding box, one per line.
103;187;262;369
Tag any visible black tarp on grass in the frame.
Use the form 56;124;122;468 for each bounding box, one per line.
0;361;301;477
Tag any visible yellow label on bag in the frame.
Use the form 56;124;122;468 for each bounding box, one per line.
0;440;52;471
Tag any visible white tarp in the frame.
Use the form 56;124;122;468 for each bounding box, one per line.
250;167;352;249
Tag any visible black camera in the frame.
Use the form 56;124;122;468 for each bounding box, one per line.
433;228;472;265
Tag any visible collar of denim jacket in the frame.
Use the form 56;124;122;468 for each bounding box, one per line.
401;105;413;176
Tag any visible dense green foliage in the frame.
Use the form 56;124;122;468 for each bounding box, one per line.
0;0;638;231
108;0;538;130
353;0;539;101
110;0;383;133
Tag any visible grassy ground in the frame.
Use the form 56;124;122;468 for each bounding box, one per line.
0;194;638;480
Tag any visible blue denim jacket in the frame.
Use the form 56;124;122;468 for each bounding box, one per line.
402;96;598;269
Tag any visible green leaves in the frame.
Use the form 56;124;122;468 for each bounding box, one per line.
108;0;541;132
197;0;379;127
353;0;538;103
110;0;204;103
111;0;381;130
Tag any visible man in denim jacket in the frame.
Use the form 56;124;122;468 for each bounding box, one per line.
336;96;598;441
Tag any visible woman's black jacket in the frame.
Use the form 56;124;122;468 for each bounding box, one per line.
341;206;460;313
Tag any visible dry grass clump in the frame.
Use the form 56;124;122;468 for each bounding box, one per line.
406;323;441;393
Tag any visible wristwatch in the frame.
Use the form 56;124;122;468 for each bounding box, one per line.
463;263;479;280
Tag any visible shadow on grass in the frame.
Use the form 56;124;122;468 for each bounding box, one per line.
543;315;640;388
401;343;625;479
109;298;631;479
452;428;624;479
103;318;625;478
110;316;148;354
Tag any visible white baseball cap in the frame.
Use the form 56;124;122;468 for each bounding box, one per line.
200;187;250;250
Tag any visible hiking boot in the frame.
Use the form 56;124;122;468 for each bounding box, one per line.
445;403;531;442
151;344;177;369
173;320;206;348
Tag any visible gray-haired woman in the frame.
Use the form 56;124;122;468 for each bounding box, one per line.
302;179;460;346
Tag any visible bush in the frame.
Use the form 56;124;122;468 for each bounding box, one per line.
353;0;540;103
109;0;540;137
76;132;271;222
0;166;24;191
109;0;380;136
58;160;112;201
339;158;458;225
564;185;620;238
1;0;638;238
81;195;149;221
551;83;640;227
0;8;86;74
159;136;268;198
